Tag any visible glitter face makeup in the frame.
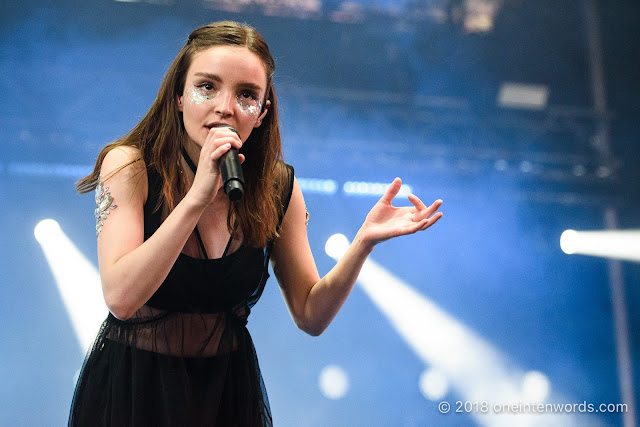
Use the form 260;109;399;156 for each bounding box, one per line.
189;84;219;105
236;95;263;117
186;84;263;117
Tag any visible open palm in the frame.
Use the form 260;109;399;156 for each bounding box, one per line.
361;178;443;246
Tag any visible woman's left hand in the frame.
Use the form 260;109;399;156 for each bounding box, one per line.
358;178;443;247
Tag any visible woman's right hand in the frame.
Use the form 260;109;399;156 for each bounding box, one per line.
187;126;244;207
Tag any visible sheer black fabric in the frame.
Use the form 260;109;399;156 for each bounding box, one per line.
69;163;294;427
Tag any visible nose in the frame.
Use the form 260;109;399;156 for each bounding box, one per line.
215;90;234;117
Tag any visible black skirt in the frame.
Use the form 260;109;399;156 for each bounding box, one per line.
68;307;272;427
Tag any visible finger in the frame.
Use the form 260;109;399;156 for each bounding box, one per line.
208;126;241;141
401;215;433;235
238;153;246;164
412;199;443;221
424;199;443;217
379;177;402;204
210;143;233;162
206;134;242;151
208;124;238;136
429;199;443;210
408;193;428;211
419;211;443;231
216;128;241;140
206;128;242;147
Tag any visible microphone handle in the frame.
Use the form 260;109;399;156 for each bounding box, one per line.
220;148;244;202
209;123;244;202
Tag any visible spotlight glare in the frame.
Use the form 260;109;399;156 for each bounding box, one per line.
318;365;349;400
398;184;412;197
35;219;107;353
560;229;640;262
343;181;412;198
559;229;578;254
522;371;551;402
298;178;338;195
494;159;508;171
419;368;449;401
325;234;349;259
34;219;61;242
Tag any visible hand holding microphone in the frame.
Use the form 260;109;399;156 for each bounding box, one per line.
210;123;244;202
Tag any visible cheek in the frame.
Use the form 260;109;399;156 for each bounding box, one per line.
186;86;219;106
236;98;263;118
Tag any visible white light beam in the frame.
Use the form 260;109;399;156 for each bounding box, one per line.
326;234;588;427
560;229;640;262
35;219;107;354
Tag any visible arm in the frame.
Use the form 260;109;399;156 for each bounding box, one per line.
96;147;205;320
271;177;443;336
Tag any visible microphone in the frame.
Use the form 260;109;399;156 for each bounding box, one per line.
212;123;244;202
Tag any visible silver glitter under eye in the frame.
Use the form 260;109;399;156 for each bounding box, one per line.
236;96;262;117
189;85;219;105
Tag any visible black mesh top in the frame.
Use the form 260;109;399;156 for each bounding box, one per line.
69;162;295;427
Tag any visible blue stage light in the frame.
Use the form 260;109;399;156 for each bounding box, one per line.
343;181;412;197
8;162;92;178
297;178;338;195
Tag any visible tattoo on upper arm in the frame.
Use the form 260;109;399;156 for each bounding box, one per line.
95;175;117;236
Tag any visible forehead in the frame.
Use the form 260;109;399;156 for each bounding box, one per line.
187;45;268;88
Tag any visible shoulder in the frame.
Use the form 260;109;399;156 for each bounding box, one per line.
101;145;145;177
100;145;148;202
273;160;295;207
274;160;294;182
274;161;294;194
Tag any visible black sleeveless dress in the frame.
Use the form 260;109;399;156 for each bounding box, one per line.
69;164;294;427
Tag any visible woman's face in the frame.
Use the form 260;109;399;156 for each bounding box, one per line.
178;45;269;148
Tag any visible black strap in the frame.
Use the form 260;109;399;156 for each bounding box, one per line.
181;145;198;175
276;164;296;233
181;144;233;260
193;227;210;260
222;233;234;257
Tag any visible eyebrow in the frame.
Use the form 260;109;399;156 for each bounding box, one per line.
193;72;263;92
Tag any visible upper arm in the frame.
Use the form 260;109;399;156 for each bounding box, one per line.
96;146;147;275
271;177;320;322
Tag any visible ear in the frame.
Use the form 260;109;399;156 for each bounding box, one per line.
253;99;271;128
177;95;184;112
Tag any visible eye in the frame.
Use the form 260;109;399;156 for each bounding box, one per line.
239;90;259;100
196;82;216;91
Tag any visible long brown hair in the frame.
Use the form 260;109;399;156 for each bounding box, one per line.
77;21;287;247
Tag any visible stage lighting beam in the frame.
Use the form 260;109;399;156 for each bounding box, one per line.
35;219;107;354
325;234;586;426
560;229;640;262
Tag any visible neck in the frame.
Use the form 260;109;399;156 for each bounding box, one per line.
179;140;226;199
181;140;200;175
182;139;201;169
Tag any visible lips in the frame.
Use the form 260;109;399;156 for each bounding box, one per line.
206;122;233;130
